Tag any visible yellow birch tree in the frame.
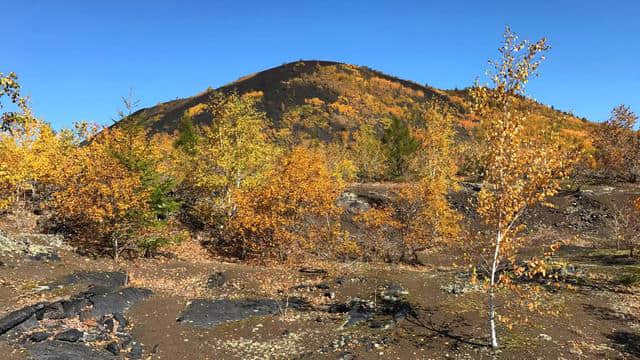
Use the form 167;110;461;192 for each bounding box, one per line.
471;27;575;348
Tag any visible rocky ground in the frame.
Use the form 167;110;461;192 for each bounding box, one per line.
1;184;639;359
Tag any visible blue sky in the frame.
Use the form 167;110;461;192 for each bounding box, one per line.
3;0;639;129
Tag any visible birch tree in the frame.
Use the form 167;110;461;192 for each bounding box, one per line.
471;27;574;349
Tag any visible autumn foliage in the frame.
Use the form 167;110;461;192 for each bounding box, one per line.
51;126;182;257
592;105;639;182
228;147;344;261
471;26;579;348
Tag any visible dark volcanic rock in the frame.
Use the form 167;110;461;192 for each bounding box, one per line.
84;288;153;319
54;329;83;342
1;272;150;360
42;298;90;320
105;342;120;355
30;252;61;262
129;342;143;359
0;302;49;335
299;267;328;276
342;299;375;327
27;340;116;360
113;312;127;331
177;299;282;327
29;332;50;343
48;271;128;293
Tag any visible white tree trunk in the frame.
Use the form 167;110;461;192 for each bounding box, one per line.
489;230;502;349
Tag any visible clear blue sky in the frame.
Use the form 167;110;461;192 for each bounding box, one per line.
3;0;639;129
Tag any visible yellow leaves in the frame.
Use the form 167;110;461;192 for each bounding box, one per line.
591;105;639;181
304;97;324;107
50;128;150;226
228;146;344;262
188;91;280;202
185;103;207;118
0;117;69;209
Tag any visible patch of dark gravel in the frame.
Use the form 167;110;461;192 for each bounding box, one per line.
177;299;283;327
26;340;116;360
47;271;128;293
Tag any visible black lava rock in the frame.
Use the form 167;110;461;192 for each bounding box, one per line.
105;342;120;355
113;312;127;331
29;331;50;342
55;329;83;342
0;302;49;336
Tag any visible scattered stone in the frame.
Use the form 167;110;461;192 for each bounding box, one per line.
440;282;481;295
129;342;143;359
380;283;408;302
29;250;61;262
102;318;116;333
338;351;356;360
105;342;120;355
29;332;50;343
206;271;227;288
342;299;375;328
299;267;328;276
55;329;83;342
1;271;148;360
538;333;552;341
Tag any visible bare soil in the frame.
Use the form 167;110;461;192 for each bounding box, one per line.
1;184;640;359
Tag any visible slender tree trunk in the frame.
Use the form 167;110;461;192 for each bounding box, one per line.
114;236;119;263
488;230;502;349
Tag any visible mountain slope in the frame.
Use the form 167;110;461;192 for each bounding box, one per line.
119;60;594;141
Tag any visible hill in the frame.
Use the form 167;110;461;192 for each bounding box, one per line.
118;60;593;136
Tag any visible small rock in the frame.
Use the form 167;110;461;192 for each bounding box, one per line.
118;334;133;348
29;331;50;342
338;351;356;360
299;267;328;276
538;333;552;341
55;328;83;342
103;318;116;333
105;342;120;355
113;312;127;331
128;342;143;359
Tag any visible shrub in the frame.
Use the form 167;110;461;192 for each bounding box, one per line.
51;126;181;258
227;147;344;262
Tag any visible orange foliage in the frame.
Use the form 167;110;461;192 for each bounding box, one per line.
228;147;344;262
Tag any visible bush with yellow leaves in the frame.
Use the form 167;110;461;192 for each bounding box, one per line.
227;146;345;262
51;126;183;258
